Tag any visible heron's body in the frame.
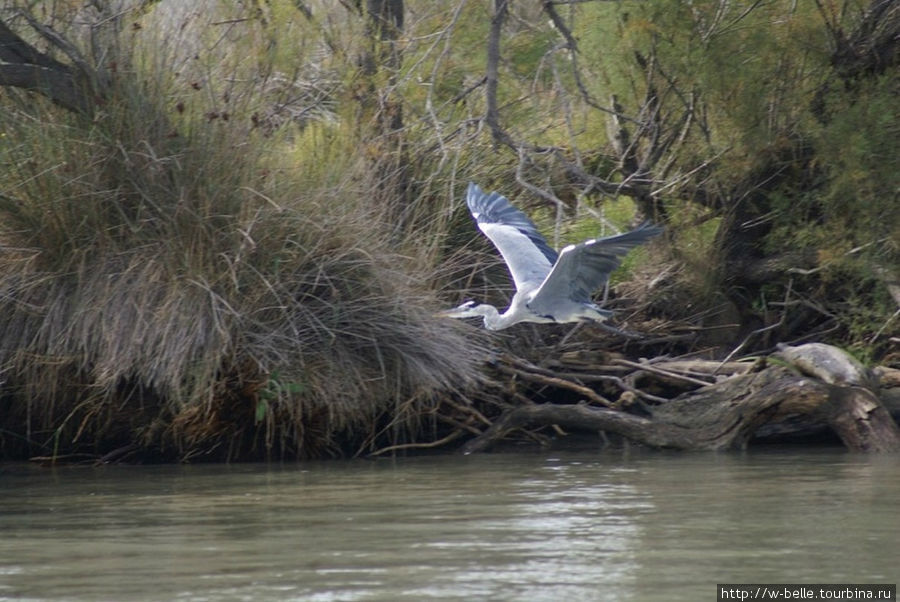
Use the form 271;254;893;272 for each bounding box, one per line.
439;183;662;331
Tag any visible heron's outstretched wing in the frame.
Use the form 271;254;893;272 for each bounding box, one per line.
528;222;662;315
466;182;558;291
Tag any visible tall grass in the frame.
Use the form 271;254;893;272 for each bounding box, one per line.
0;22;489;460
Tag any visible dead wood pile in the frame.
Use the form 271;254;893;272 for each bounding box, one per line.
433;338;900;455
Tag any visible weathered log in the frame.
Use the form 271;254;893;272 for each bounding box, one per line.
874;366;900;388
822;385;900;452
650;359;755;377
459;402;692;455
657;368;900;452
461;343;900;454
461;367;808;453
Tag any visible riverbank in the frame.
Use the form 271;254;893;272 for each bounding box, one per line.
1;2;897;463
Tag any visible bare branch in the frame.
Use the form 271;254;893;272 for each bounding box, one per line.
0;62;89;113
0;15;101;114
18;10;94;79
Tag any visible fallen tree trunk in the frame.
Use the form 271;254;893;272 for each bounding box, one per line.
460;343;900;454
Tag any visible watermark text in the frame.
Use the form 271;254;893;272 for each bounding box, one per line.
717;584;896;601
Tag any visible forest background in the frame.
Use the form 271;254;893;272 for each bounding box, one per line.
0;0;897;461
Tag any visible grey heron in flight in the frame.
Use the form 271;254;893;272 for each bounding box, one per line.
438;182;662;331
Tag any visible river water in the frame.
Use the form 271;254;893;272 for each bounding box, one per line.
1;447;898;601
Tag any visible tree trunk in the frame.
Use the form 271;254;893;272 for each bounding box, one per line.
0;19;98;115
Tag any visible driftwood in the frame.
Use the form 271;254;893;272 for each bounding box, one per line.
458;342;900;454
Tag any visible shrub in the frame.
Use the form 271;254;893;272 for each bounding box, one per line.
0;39;488;460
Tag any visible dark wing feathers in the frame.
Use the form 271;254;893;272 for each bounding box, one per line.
466;182;558;266
530;222;663;311
464;182;662;305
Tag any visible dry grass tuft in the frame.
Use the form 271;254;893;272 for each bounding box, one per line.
0;47;490;460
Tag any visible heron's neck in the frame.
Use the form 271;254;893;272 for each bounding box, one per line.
477;304;516;331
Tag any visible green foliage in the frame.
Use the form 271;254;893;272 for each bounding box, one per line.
257;371;307;424
813;73;899;242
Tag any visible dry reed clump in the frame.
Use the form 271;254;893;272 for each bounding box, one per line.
0;75;489;460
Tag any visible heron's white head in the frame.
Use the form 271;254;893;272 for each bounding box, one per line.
435;300;486;319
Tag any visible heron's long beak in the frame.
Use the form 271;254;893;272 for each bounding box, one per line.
435;302;478;319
